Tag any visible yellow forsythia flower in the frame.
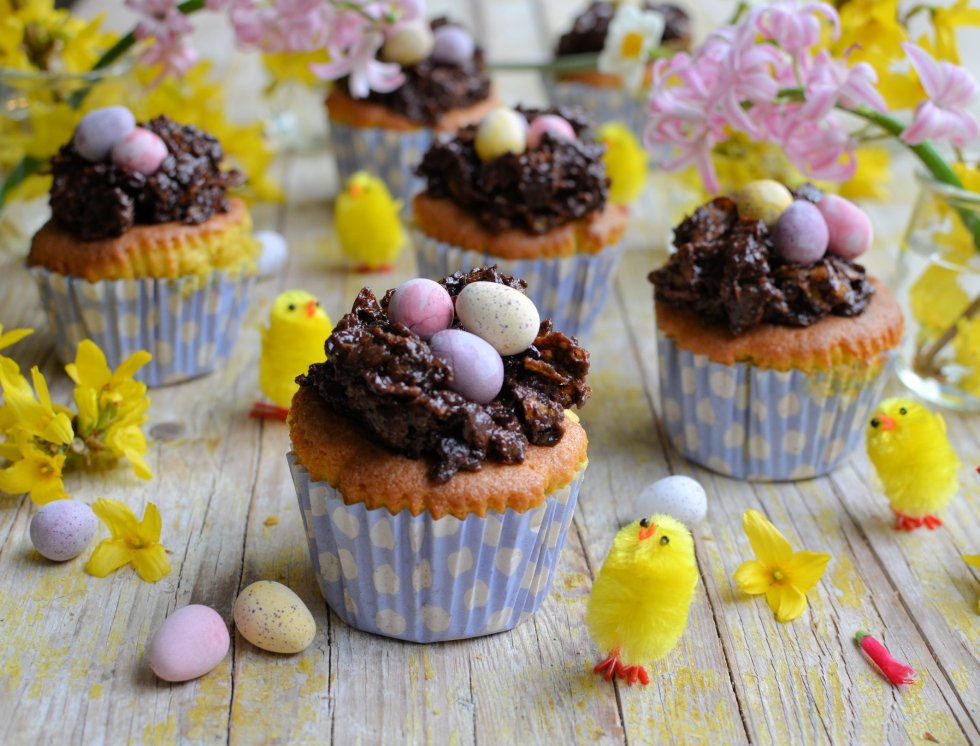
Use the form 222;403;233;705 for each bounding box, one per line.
733;509;831;623
954;316;980;398
85;498;170;582
0;442;68;505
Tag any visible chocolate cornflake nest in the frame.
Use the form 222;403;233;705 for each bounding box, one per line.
649;195;873;334
555;2;691;56
49;115;243;241
416;107;609;234
298;266;590;483
344;19;491;125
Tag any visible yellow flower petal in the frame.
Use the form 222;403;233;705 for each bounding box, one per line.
734;559;772;595
766;584;807;623
138;501;162;544
111;350;152;384
0;448;67;505
130;544;170;582
65;339;111;390
743;509;793;565
787;551;832;595
90;498;139;541
84;539;134;578
0;326;32;351
964;554;980;569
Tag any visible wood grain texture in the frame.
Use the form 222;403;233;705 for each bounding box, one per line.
0;0;978;744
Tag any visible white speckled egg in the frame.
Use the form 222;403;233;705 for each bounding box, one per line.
255;230;289;277
29;500;98;561
233;581;316;654
455;281;540;356
735;180;794;227
634;476;707;527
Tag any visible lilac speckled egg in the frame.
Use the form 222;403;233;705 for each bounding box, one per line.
73;106;135;162
148;605;230;682
29;500;98;561
455;281;540;356
634;476;707;527
111;127;168;176
526;115;576;149
431;25;475;65
388;278;454;339
430;329;504;404
816;194;873;260
773;200;829;264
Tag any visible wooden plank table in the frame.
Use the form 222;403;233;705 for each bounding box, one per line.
0;1;978;743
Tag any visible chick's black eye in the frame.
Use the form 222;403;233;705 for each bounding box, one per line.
660;535;670;545
639;518;650;528
288;303;296;311
870;418;880;428
899;407;907;415
315;301;321;307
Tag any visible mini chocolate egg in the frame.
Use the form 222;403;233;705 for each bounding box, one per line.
29;500;98;561
773;200;829;264
388;278;454;339
255;230;289;277
111;127;168;176
735;180;794;227
816;194;873;260
526;114;576;149
475;108;528;161
455;281;540;356
634;476;707;527
431;25;475;65
73;106;135;162
430;329;504;404
381;19;435;66
234;581;316;654
148;605;230;682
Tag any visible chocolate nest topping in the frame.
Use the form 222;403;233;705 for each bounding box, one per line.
297;266;591;483
556;1;691;56
49;115;243;241
341;18;492;125
649;192;874;334
415;107;609;234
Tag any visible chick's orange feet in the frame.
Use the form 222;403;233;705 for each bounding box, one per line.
619;664;650;686
593;651;650;686
249;402;289;421
892;510;943;531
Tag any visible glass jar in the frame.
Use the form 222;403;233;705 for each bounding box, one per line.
896;171;980;411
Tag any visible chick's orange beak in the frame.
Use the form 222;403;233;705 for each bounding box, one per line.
874;413;896;431
305;299;317;318
349;182;363;198
638;522;656;541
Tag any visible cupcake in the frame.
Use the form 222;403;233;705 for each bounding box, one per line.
288;266;590;642
412;106;629;340
649;182;904;481
545;2;691;138
27;108;259;386
326;17;498;204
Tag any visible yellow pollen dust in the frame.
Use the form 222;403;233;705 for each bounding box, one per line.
620;32;645;59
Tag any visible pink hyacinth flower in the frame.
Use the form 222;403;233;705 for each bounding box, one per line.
754;0;838;53
313;31;404;98
901;42;980;148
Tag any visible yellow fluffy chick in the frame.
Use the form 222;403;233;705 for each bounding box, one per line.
335;171;405;272
597;122;648;205
252;290;331;419
866;397;960;531
587;514;699;685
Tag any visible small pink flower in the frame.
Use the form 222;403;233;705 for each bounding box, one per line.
754;1;838;53
901;42;979;148
312;30;404;98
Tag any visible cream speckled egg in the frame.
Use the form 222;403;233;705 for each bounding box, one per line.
634;475;707;527
455;281;540;356
735;180;794;227
474;108;527;161
233;581;316;654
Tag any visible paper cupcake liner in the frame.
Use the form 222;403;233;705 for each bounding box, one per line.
413;230;623;340
657;331;894;481
329;121;433;207
31;267;254;387
289;453;585;643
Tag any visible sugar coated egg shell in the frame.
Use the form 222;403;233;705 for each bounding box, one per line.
454;281;540;356
148;605;230;682
429;328;504;405
234;581;316;654
475;108;528;161
634;476;707;527
388;278;454;339
735;180;794;227
29;500;98;562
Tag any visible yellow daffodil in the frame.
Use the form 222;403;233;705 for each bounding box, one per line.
733;509;831;623
920;1;980;64
0;442;68;504
85;498;170;582
0;324;32;352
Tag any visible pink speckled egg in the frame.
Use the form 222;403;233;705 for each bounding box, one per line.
816;194;873;260
526;114;576;149
73;106;135;162
148;605;230;682
773;200;829;264
29;500;98;561
388;278;454;339
430;329;504;404
111;127;168;176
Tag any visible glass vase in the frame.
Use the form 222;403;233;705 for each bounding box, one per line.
896;171;980;411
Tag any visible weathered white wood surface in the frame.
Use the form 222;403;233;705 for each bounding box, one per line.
0;1;978;744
